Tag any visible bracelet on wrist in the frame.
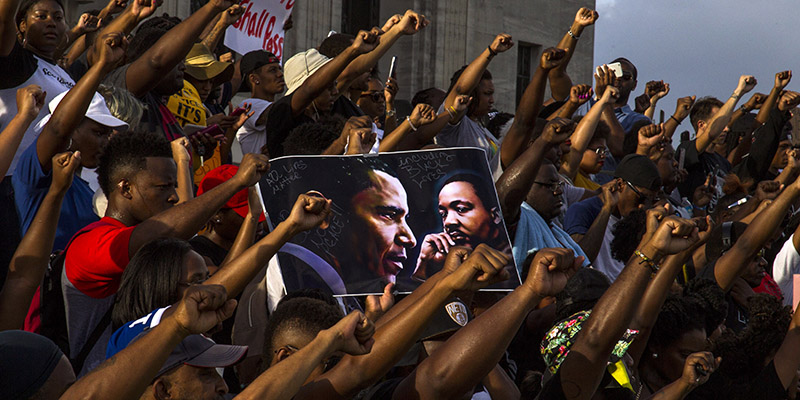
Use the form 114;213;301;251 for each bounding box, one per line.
740;104;752;113
385;109;396;118
446;106;456;120
634;250;660;275
487;46;497;57
567;29;580;39
730;93;741;101
406;116;418;131
670;115;682;125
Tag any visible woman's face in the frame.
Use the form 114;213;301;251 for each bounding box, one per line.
652;328;708;383
19;0;68;58
580;138;608;175
470;79;495;117
178;250;210;298
72;119;112;168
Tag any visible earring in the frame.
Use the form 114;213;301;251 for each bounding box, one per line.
254;80;260;85
215;218;221;224
652;353;658;359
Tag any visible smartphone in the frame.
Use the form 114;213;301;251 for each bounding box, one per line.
606;62;623;78
197;124;225;139
678;148;686;170
388;56;397;80
230;107;247;117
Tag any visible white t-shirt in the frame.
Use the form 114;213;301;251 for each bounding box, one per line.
773;233;800;307
434;108;500;163
0;47;75;175
235;98;272;155
595;214;624;281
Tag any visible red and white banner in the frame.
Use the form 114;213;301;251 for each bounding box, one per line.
224;0;294;60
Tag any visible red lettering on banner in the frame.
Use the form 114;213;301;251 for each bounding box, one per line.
284;0;294;10
262;15;276;51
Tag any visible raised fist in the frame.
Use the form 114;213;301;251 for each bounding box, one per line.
489;33;514;54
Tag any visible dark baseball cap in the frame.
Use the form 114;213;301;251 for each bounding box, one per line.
130;332;247;378
614;154;662;192
240;50;281;78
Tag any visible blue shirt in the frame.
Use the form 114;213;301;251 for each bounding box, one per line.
12;138;98;251
106;306;170;359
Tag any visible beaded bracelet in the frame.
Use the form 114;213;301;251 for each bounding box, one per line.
634;250;660;274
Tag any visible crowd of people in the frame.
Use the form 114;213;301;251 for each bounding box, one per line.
2;0;800;399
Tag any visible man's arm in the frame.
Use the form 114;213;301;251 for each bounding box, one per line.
500;47;566;169
496;118;575;225
398;248;581;399
237;311;374;400
695;75;756;152
0;152;80;331
548;8;598;101
128;153;269;257
714;176;800;291
60;285;237;400
336;10;428;94
123;0;232;97
205;194;330;298
37;32;125;171
288;30;379;117
294;245;510;399
0;85;44;180
558;217;699;400
200;4;244;51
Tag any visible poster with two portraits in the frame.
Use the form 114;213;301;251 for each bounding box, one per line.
258;148;520;299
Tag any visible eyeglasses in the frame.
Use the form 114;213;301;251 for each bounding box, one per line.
360;91;384;102
590;146;609;156
534;180;565;193
625;180;658;205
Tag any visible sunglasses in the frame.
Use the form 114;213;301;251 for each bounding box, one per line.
625;181;657;204
360;91;384;102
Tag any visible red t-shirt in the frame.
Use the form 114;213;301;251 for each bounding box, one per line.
64;217;136;299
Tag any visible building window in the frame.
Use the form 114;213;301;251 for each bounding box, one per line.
516;42;541;107
342;0;380;35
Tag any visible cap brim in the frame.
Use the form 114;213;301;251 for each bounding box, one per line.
87;113;129;131
186;62;234;86
185;343;248;369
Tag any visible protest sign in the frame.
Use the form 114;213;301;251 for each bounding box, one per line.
224;0;294;60
257;148;520;297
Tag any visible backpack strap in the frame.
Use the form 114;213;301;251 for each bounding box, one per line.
70;305;113;373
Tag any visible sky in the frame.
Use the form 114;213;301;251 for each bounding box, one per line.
593;0;798;136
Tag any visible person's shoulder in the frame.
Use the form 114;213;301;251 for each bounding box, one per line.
0;42;38;89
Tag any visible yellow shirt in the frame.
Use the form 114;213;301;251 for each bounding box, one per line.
573;172;601;191
167;80;222;185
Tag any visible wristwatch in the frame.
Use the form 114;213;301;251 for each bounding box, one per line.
386;109;397;118
740;104;752;113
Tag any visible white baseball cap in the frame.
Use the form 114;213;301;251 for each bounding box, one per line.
48;90;129;131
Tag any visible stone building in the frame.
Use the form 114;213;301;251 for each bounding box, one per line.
63;0;596;113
